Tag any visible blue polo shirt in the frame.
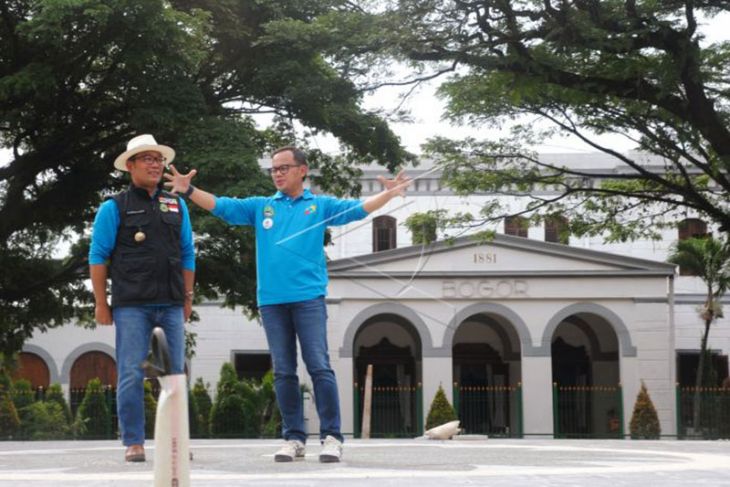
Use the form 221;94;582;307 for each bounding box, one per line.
212;189;369;306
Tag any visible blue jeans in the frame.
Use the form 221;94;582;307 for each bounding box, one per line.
260;296;342;443
113;305;185;446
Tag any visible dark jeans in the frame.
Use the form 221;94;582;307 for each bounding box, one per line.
260;296;343;443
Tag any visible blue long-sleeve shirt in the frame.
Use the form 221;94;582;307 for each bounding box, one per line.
211;189;368;306
89;191;195;270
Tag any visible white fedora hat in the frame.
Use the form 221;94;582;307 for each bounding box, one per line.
113;134;175;172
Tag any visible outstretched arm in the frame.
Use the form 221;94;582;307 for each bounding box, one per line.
164;164;216;211
362;170;411;214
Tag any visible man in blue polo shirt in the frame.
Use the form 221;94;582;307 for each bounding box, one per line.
164;146;408;463
89;134;195;463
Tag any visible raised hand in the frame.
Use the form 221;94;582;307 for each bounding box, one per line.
163;164;197;195
377;169;411;197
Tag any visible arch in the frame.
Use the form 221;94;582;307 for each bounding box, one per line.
442;303;535;356
61;342;117;385
20;344;60;384
339;303;435;358
541;303;636;357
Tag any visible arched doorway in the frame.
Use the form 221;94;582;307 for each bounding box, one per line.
452;314;523;436
353;313;422;437
551;314;621;438
12;352;50;389
70;351;117;389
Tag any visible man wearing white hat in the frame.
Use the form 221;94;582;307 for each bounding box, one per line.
89;134;195;462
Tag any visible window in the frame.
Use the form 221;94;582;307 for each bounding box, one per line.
676;351;729;387
545;215;570;244
504;216;528;238
233;352;272;381
677;218;709;276
373;215;397;252
678;218;708;241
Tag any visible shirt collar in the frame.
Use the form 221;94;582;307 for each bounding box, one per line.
129;183;161;200
273;188;313;201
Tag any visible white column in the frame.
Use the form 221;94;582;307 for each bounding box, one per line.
522;355;554;437
333;356;354;438
422;357;454;424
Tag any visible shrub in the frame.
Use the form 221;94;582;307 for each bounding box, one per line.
209;363;247;437
11;379;35;438
45;383;72;424
144;380;158;438
425;385;458;431
188;385;199;437
73;378;111;439
23;401;69;440
629;382;661;439
192;378;212;438
210;393;247;437
0;387;20;439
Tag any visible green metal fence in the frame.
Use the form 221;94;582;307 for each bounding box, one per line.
353;383;423;438
676;385;730;439
453;383;523;437
552;383;624;439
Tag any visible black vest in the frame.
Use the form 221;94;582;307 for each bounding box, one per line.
110;186;185;307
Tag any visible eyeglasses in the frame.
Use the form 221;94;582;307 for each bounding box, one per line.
132;155;166;165
268;164;301;175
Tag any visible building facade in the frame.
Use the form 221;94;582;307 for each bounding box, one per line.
16;152;730;438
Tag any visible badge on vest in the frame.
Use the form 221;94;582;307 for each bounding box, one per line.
158;196;179;213
262;218;273;230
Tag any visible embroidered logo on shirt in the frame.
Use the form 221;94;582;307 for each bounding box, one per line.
304;204;317;215
263;205;275;217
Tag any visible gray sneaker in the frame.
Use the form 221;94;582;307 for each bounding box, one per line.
274;440;305;462
319;435;342;463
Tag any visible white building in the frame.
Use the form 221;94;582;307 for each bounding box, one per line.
16;152;730;438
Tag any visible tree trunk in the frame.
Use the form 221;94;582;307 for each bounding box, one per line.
692;301;713;433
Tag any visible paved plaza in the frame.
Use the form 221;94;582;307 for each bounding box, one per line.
0;438;728;486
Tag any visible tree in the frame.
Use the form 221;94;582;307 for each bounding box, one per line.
347;1;730;241
191;377;212;438
629;381;661;439
73;377;112;438
668;236;730;431
0;0;406;362
425;385;458;431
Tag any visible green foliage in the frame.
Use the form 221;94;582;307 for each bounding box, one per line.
1;0;406;359
22;401;69;440
144;380;157;439
0;386;20;439
45;383;72;424
187;384;200;438
209;364;280;438
346;1;730;240
73;378;111;439
192;378;212;438
668;236;730;430
629;382;661;440
405;210;446;245
425;385;458;431
10;379;34;412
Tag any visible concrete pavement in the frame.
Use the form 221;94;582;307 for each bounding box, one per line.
0;438;729;486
